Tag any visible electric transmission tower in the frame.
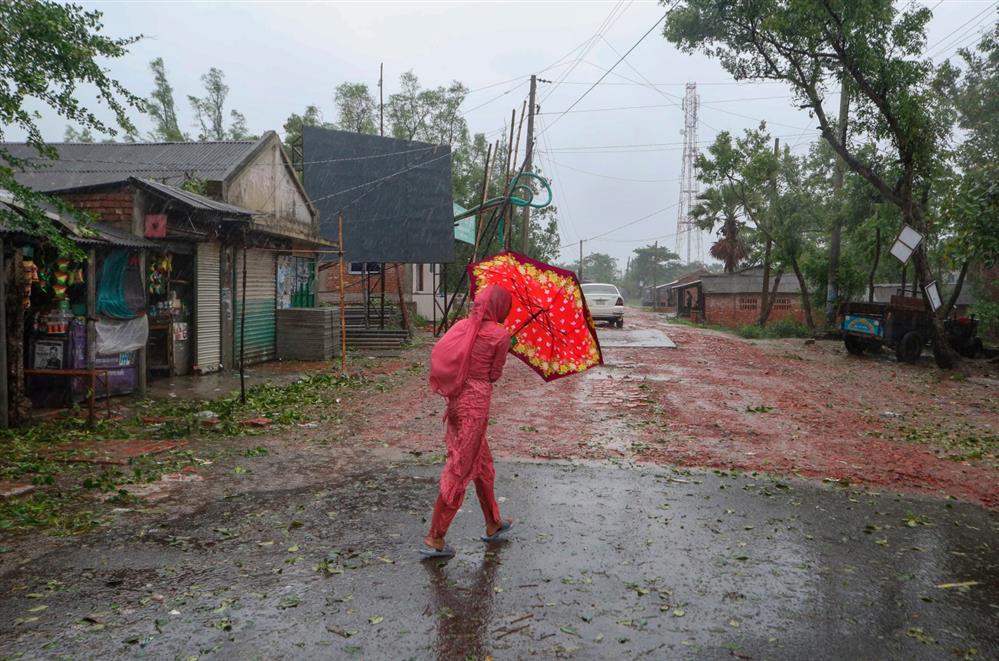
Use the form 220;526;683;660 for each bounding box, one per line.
674;82;701;264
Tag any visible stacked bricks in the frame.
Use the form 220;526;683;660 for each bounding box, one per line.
59;185;135;231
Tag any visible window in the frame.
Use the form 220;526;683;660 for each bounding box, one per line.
349;262;382;275
415;263;425;292
738;296;758;311
581;284;620;296
772;296;792;311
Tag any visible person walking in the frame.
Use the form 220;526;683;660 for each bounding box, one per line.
422;285;514;558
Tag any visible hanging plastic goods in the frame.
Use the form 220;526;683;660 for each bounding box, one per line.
97;251;134;319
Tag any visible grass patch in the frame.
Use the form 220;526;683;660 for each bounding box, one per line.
736;319;812;339
0;372;367;535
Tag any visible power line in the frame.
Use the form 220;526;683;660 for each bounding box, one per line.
925;2;997;58
540;7;677;136
561;201;680;248
545;158;673;183
539;0;633;106
930;14;998;61
536;95;793;115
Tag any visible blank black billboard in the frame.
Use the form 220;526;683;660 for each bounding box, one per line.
303;127;455;264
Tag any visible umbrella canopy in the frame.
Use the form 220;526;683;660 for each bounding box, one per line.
468;251;603;381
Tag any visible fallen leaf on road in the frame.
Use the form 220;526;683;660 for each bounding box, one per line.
935;581;978;590
369;615;383;625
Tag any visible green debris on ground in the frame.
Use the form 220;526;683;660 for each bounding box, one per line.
0;372;367;535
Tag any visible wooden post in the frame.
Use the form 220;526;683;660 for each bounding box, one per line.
395;262;410;334
379;63;384;137
239;239;247;404
379;262;386;330
579;240;584;281
132;190;148;396
137;249;147;397
0;238;7;428
86;248;97;424
522;74;537;254
338;214;347;373
473;142;494;260
825;75;850;327
502;109;516;250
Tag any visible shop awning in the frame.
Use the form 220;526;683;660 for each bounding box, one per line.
128;177;256;220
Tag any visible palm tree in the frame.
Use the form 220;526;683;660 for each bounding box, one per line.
692;185;747;273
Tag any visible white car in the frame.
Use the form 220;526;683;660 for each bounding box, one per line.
581;283;625;328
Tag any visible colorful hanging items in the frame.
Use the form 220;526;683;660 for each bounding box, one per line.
147;254;171;296
21;259;39;309
51;258;71;301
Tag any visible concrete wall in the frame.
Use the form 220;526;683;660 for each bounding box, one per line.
702;293;804;327
226;136;317;242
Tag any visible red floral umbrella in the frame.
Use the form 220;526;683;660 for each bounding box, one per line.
468;250;603;381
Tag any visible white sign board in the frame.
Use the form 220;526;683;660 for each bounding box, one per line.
889;241;913;263
890;224;924;264
924;281;942;311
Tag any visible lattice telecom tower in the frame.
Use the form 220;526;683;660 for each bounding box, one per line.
674;82;701;264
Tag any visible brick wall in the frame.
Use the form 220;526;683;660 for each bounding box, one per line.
58;186;134;231
318;262;409;304
703;293;804;327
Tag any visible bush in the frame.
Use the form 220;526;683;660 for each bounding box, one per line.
737;319;811;339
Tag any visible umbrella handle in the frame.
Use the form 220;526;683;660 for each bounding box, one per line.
511;308;547;336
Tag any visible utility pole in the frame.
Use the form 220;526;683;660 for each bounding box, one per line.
579;240;584;282
652;240;658;311
379;63;384;137
825;75;849;328
521;74;537;254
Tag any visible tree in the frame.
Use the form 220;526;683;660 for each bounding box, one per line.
147;57;185;141
565;252;619;284
333;82;377;135
282;105;333;153
0;0;144;253
692;184;747;273
664;0;960;366
387;71;469;145
63;126;95;142
188;67;253;141
622;244;682;299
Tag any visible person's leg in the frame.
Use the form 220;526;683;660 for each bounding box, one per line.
474;443;508;536
425;491;464;550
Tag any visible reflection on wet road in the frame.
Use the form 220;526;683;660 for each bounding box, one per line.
1;461;995;659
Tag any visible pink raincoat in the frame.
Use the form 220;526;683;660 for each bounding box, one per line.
427;286;512;535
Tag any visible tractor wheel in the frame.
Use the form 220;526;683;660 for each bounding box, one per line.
895;331;923;364
844;336;866;356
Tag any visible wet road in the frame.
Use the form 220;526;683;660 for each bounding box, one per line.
596;327;677;349
1;460;996;660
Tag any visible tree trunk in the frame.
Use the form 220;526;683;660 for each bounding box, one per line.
868;228;881;302
791;260;815;330
759;269;784;326
911;246;960;368
758;238;772;326
940;260;969;320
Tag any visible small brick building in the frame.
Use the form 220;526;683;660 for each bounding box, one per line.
672;267;805;327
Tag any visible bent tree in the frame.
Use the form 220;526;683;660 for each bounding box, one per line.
664;0;960;366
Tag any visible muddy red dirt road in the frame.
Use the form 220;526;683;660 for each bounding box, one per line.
356;309;999;508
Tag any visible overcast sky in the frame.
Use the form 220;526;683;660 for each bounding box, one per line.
17;0;997;267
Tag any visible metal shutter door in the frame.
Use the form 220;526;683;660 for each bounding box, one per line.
195;242;222;373
235;248;277;365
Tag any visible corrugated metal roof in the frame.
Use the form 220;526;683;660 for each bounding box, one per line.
2;137;268;192
674;272;802;295
129;177;255;218
0;189;159;248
